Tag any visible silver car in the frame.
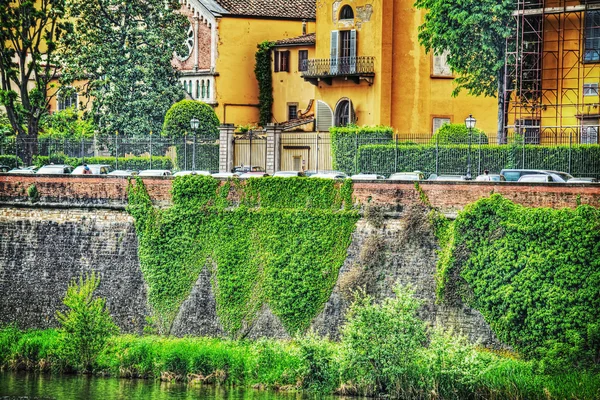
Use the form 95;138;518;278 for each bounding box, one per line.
37;164;74;174
138;169;172;176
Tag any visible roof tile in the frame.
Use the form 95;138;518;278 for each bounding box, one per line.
213;0;315;19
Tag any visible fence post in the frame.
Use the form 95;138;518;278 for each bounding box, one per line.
354;132;359;175
184;133;188;170
394;136;398;173
81;137;84;164
15;136;18;167
193;133;197;171
315;133;319;173
522;134;525;169
115;131;119;170
435;134;439;175
478;132;482;175
149;131;153;170
568;130;572;174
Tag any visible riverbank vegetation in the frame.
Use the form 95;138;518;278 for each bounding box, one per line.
1;284;599;399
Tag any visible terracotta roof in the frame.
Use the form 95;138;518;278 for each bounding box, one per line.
274;33;316;46
211;0;315;19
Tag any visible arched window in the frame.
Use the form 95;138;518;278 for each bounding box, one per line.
201;80;206;98
316;100;334;132
206;80;210;99
196;81;201;99
334;98;355;127
183;81;187;93
340;5;354;20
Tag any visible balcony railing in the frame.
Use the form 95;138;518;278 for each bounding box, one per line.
301;56;375;85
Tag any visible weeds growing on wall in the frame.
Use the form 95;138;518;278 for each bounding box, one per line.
127;176;358;336
435;194;600;370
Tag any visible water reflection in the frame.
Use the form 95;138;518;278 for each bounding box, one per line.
0;372;348;400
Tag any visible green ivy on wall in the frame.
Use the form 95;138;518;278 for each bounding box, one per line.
436;194;600;370
127;176;358;337
254;41;275;127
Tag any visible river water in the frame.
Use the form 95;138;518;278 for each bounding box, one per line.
0;372;348;400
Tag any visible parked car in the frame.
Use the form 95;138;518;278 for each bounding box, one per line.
567;177;598;183
518;174;555;183
500;169;573;182
475;173;506;182
108;169;138;176
212;172;240;179
7;167;36;174
72;164;112;175
239;172;269;178
310;172;348;179
173;170;211;176
0;164;12;172
350;173;386;180
273;171;306;177
138;169;172;176
232;165;264;174
37;164;74;174
304;170;346;177
388;171;425;181
435;175;468;181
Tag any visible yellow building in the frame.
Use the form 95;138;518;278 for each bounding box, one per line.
505;0;600;144
271;0;499;135
174;0;315;126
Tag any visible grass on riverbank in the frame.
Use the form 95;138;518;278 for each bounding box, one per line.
1;326;599;399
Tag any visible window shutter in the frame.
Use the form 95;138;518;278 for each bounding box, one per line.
330;31;339;74
284;51;290;72
274;51;280;72
316;100;334;132
349;30;357;73
349;99;356;124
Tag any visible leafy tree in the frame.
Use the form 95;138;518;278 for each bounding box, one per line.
162;99;220;138
414;0;513;98
56;272;119;372
431;123;488;145
0;0;71;163
59;0;188;136
340;284;426;394
40;108;95;138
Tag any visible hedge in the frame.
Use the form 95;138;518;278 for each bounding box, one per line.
357;143;600;177
0;155;21;168
33;155;174;171
330;126;393;174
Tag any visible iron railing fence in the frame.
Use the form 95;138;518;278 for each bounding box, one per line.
0;134;220;172
329;130;600;179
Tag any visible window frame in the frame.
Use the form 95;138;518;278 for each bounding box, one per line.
585;10;600;63
274;50;290;73
57;87;78;111
584;83;599;96
298;50;309;72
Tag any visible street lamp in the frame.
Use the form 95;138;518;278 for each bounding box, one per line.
190;118;200;171
465;114;476;180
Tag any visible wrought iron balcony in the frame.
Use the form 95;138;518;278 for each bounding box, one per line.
301;56;375;85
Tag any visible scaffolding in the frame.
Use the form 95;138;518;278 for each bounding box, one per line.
504;0;600;144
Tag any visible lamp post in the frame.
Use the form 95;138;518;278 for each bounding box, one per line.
465;114;476;180
190;118;200;171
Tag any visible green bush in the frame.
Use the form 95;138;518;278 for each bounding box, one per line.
357;143;600;177
436;194;600;370
32;155;174;171
340;284;427;394
330;125;393;174
431;122;488;145
162;100;219;138
0;154;21;167
56;272;119;372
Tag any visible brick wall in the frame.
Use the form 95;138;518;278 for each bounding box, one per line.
1;175;598;211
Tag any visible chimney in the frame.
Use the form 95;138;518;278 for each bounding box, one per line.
302;19;307;35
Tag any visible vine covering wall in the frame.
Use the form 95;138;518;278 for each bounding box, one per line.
436;194;600;369
127;176;358;337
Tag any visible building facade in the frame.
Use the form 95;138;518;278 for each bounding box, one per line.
272;0;499;135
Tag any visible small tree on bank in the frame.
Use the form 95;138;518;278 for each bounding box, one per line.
56;272;118;372
162;100;220;138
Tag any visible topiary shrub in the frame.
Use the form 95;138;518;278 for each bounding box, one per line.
431;123;488;145
162;100;220;138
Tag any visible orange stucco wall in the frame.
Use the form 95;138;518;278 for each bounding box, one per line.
215;17;316;126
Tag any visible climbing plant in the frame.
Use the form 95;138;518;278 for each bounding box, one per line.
127;176;358;336
254;41;275;127
435;194;600;370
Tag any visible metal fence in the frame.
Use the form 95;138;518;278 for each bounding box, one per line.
332;131;600;179
0;134;220;172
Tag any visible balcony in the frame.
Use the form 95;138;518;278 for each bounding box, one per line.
301;56;375;86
